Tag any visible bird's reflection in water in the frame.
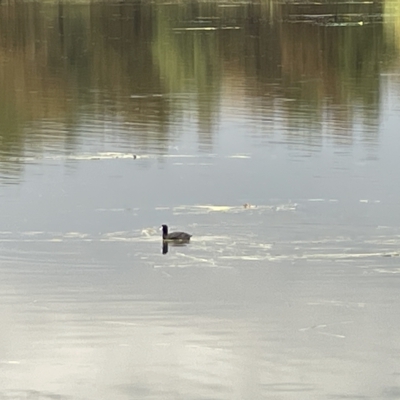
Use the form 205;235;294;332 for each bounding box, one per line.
162;242;168;254
162;241;190;254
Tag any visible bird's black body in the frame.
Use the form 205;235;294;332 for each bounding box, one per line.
161;224;192;242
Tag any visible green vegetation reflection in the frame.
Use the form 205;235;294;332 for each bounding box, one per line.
0;0;396;181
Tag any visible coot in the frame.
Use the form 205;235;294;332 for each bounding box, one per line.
161;224;192;242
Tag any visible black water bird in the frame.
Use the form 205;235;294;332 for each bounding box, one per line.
161;224;192;242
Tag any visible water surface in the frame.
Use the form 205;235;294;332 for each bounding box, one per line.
1;0;400;399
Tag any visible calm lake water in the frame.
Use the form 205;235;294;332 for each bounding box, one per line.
1;0;400;398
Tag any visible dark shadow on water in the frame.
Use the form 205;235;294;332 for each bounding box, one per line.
162;241;191;254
